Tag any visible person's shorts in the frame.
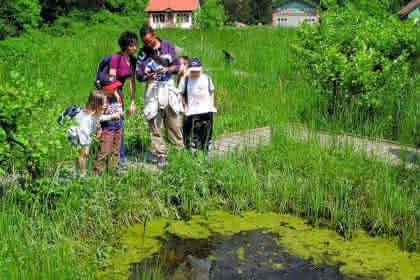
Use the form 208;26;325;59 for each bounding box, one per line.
68;135;90;149
68;135;79;147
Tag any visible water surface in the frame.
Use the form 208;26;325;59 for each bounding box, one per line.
100;211;420;280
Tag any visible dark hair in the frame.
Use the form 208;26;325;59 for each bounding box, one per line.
179;56;189;61
118;31;138;52
140;24;154;38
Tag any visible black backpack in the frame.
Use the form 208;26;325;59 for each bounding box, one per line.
57;104;82;125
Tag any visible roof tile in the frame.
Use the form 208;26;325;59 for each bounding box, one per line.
145;0;199;12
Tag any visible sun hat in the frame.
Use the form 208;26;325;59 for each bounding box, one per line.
103;81;123;92
188;57;202;72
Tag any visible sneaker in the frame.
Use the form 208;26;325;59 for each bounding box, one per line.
147;152;160;164
73;170;88;178
118;160;129;170
157;155;168;168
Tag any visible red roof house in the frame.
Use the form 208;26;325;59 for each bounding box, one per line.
145;0;200;29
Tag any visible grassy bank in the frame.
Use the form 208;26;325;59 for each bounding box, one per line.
1;130;418;279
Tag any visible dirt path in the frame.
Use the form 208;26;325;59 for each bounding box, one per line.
208;125;419;169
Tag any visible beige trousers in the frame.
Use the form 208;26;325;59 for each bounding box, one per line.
148;106;184;156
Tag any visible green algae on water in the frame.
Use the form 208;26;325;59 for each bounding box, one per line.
100;211;420;280
236;247;245;261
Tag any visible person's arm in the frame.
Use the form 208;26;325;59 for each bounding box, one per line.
109;54;119;81
99;113;120;122
178;76;188;113
159;41;180;74
209;77;216;109
136;50;154;82
210;91;216;109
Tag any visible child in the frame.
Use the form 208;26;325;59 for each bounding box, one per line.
95;81;125;173
67;90;121;177
178;58;216;152
177;56;190;87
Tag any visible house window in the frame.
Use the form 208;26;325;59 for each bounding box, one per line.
278;18;287;24
152;14;166;23
177;13;190;23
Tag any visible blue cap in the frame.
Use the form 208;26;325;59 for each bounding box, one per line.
188;57;202;71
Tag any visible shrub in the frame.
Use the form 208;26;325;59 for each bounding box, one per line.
0;71;65;179
294;4;419;141
195;0;226;29
0;0;41;39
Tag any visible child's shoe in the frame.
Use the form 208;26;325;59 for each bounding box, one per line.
157;155;168;168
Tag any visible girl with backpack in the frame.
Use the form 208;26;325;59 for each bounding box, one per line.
107;31;138;168
67;90;122;177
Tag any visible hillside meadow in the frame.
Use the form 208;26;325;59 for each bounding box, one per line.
0;18;419;279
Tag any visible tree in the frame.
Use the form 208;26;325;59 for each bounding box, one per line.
249;0;272;24
195;0;226;29
222;0;252;23
0;0;41;39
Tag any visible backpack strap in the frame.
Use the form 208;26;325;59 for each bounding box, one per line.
208;75;211;92
184;75;189;104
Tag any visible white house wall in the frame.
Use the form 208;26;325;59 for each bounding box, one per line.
273;14;318;27
148;12;193;29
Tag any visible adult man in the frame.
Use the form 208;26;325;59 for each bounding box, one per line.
136;24;184;165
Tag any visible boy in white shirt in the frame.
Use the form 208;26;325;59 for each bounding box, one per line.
178;58;216;152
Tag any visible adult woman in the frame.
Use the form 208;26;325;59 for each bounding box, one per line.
107;31;138;165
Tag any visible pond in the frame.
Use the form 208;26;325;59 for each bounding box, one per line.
99;211;420;280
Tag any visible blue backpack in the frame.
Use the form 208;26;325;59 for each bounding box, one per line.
94;53;122;90
57;104;82;125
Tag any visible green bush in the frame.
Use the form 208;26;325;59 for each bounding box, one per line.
0;0;41;39
0;71;65;179
294;4;419;142
195;0;226;29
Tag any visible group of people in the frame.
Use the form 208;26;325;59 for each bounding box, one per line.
68;24;217;176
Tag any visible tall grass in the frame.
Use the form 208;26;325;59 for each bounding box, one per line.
1;130;418;279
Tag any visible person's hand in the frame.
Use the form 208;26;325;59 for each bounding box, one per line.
96;130;102;139
129;101;136;116
146;72;156;81
179;64;185;75
158;67;169;74
183;104;188;114
111;113;121;120
113;91;121;104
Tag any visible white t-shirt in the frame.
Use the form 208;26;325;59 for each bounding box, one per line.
68;111;112;146
178;74;216;116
